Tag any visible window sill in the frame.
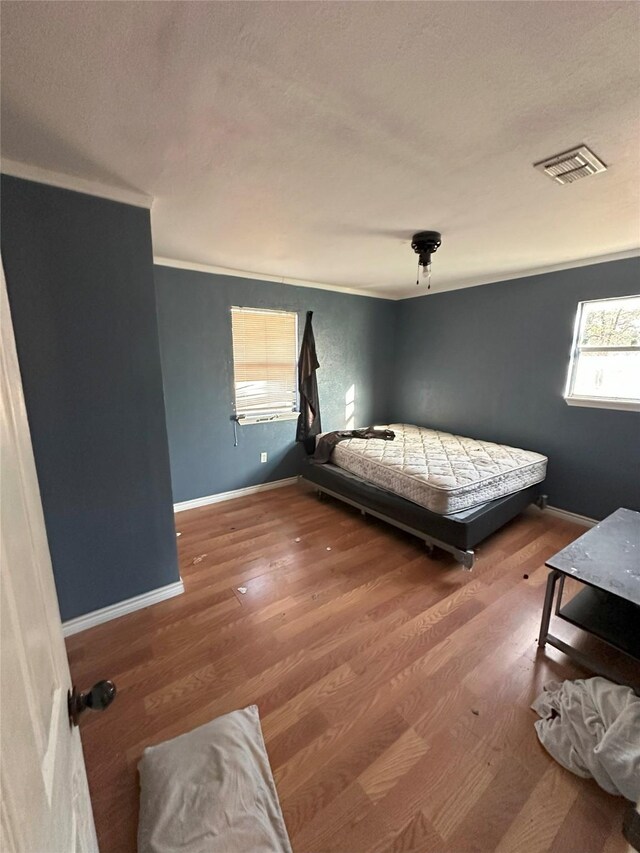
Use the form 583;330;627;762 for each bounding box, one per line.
564;396;640;413
236;412;300;425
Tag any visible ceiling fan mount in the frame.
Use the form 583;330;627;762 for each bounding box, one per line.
411;231;442;288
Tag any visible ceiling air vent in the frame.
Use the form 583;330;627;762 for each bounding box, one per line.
534;145;607;185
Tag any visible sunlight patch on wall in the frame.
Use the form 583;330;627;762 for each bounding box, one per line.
345;383;355;429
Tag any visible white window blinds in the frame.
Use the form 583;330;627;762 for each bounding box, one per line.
231;307;298;418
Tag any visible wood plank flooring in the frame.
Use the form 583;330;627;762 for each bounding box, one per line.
66;483;632;852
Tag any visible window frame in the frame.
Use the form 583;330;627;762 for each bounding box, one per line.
230;306;300;425
564;294;640;412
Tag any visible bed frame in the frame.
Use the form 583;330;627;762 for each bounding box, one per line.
301;460;547;570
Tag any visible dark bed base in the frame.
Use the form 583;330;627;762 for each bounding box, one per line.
301;461;547;570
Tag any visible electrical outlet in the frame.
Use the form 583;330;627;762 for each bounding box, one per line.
260;452;268;463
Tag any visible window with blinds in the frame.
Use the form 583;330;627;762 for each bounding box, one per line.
231;307;299;421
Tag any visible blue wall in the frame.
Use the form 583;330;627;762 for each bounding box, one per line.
156;259;639;519
392;258;640;519
154;265;397;503
1;176;180;620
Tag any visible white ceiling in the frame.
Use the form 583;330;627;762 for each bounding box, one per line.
2;1;639;298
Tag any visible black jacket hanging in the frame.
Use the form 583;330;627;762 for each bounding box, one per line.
296;311;321;443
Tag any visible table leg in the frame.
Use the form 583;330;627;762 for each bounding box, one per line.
554;574;566;616
538;570;561;648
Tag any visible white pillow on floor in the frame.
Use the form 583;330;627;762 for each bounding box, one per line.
137;705;292;853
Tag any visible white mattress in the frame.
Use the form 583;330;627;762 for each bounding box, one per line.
329;424;547;515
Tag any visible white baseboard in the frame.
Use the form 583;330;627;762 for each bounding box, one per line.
62;579;184;637
543;505;597;528
173;476;299;513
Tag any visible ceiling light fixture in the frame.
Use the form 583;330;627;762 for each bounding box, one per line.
412;231;442;289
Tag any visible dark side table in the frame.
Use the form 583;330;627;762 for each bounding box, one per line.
538;507;640;691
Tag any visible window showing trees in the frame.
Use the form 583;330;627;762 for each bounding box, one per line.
565;295;640;411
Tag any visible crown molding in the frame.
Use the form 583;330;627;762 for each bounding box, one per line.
153;256;396;300
2;160;634;295
0;158;153;209
397;248;640;300
155;248;639;301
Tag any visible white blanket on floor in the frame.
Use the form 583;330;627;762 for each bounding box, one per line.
531;677;640;801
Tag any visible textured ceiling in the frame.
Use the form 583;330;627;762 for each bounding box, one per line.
2;1;639;297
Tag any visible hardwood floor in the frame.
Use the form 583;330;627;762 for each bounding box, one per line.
66;483;631;852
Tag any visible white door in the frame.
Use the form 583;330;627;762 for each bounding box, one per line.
0;261;98;853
